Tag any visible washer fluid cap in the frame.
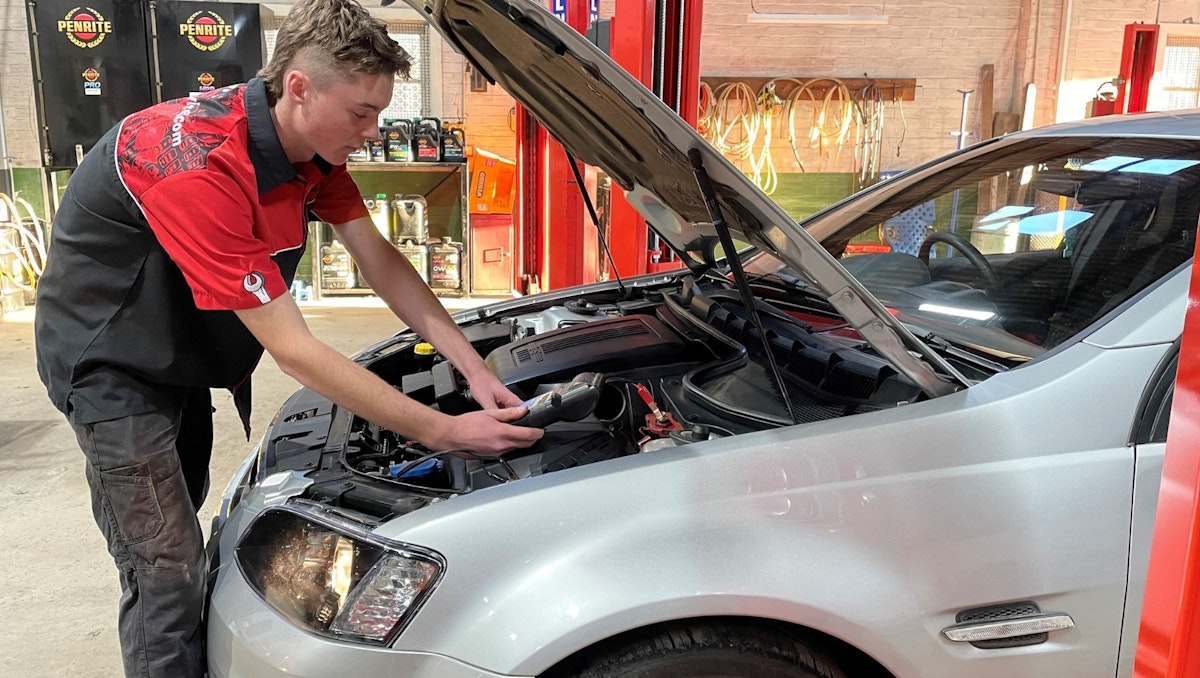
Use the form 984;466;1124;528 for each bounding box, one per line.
414;342;437;356
564;298;600;315
670;424;713;445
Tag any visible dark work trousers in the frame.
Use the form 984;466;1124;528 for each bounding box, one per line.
70;387;213;678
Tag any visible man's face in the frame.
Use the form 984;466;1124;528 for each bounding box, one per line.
298;71;394;165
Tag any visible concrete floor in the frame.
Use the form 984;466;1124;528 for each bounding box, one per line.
0;298;479;676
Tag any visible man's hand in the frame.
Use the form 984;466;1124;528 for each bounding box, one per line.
430;407;544;457
466;371;523;409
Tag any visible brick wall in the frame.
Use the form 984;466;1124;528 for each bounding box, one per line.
440;0;1173;181
1;1;39;168
0;0;1187;175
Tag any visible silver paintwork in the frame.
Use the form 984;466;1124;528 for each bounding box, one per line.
210;265;1181;674
509;305;610;339
205;1;1200;675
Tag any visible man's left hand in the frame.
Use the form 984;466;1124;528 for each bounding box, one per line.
467;371;523;409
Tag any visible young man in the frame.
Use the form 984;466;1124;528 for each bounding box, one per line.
33;0;543;675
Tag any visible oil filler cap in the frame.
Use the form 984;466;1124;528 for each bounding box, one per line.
564;298;599;315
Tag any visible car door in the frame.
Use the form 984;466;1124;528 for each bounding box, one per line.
1115;342;1177;676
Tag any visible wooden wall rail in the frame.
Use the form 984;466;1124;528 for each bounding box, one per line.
701;76;917;102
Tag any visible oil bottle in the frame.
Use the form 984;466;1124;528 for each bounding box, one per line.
428;236;464;293
368;136;385;162
384;120;413;162
397;238;429;284
320;239;356;289
440;124;467;163
391;194;427;244
412;117;442;162
364;194;393;241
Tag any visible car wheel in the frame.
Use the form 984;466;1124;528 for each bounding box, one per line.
568;621;847;678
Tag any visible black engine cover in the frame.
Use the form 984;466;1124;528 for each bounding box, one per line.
485;315;690;390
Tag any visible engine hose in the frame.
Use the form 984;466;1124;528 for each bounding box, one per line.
853;83;885;187
702;77;898;187
708;82;757;162
0;192;47;291
750;82;781;195
785;77;856;173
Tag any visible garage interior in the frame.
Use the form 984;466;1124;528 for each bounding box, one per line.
3;0;1200;675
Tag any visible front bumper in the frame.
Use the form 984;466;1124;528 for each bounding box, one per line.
207;519;531;678
206;448;530;678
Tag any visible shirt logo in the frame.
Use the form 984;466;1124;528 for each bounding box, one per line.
58;7;112;49
243;271;271;304
180;10;232;52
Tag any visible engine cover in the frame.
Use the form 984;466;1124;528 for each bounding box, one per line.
485;314;689;388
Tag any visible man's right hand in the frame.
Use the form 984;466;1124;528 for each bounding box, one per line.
430;407;544;457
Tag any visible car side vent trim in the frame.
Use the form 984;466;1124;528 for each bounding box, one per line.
514;323;651;362
942;601;1074;649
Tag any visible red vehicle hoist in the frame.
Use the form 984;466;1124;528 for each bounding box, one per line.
514;0;702;293
1137;232;1200;675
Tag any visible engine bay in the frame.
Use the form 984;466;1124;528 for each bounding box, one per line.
261;275;930;519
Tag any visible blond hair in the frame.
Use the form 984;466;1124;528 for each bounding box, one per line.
259;0;411;104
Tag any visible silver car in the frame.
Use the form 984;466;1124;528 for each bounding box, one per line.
205;1;1196;676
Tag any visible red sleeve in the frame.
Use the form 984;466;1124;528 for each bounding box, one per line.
310;163;370;225
138;171;289;311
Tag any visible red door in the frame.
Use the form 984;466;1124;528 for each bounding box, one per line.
470;213;514;295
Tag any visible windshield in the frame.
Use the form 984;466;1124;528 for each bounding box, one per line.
752;136;1199;361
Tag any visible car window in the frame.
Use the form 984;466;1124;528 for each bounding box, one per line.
815;137;1200;359
1133;342;1179;445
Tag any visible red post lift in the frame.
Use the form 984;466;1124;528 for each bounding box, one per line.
608;0;703;278
1114;23;1160;115
1136;231;1200;675
514;0;591;294
515;0;703;293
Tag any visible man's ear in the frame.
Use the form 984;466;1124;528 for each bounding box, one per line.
282;69;311;104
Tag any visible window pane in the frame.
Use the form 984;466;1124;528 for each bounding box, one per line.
811;138;1200;355
1163;44;1200;88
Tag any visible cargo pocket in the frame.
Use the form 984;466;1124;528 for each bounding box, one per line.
100;461;165;545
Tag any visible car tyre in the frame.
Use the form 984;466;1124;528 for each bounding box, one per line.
568;621;847;678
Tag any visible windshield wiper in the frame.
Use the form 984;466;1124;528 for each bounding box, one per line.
689;148;797;425
918;331;1013;374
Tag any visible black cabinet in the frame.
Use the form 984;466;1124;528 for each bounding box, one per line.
27;0;268;169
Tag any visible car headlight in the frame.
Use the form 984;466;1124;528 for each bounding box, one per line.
235;502;443;645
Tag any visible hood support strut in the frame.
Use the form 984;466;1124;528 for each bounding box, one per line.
689;148;797;425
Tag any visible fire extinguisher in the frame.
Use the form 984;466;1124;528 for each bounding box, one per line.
1091;78;1125;117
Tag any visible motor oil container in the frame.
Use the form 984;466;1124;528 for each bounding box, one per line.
320;239;357;289
397;238;429;283
412;117;442;162
440;125;467;163
384;120;413;162
428;236;463;292
368;136;386;162
364;194;393;240
347;142;370;163
391;194;428;244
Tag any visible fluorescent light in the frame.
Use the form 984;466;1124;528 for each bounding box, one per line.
746;13;889;25
917;303;996;321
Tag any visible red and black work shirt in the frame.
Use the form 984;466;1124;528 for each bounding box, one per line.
35;78;367;428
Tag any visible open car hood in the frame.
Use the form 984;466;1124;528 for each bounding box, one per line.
405;0;968;395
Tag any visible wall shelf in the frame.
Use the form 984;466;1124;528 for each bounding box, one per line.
702;76;917;102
